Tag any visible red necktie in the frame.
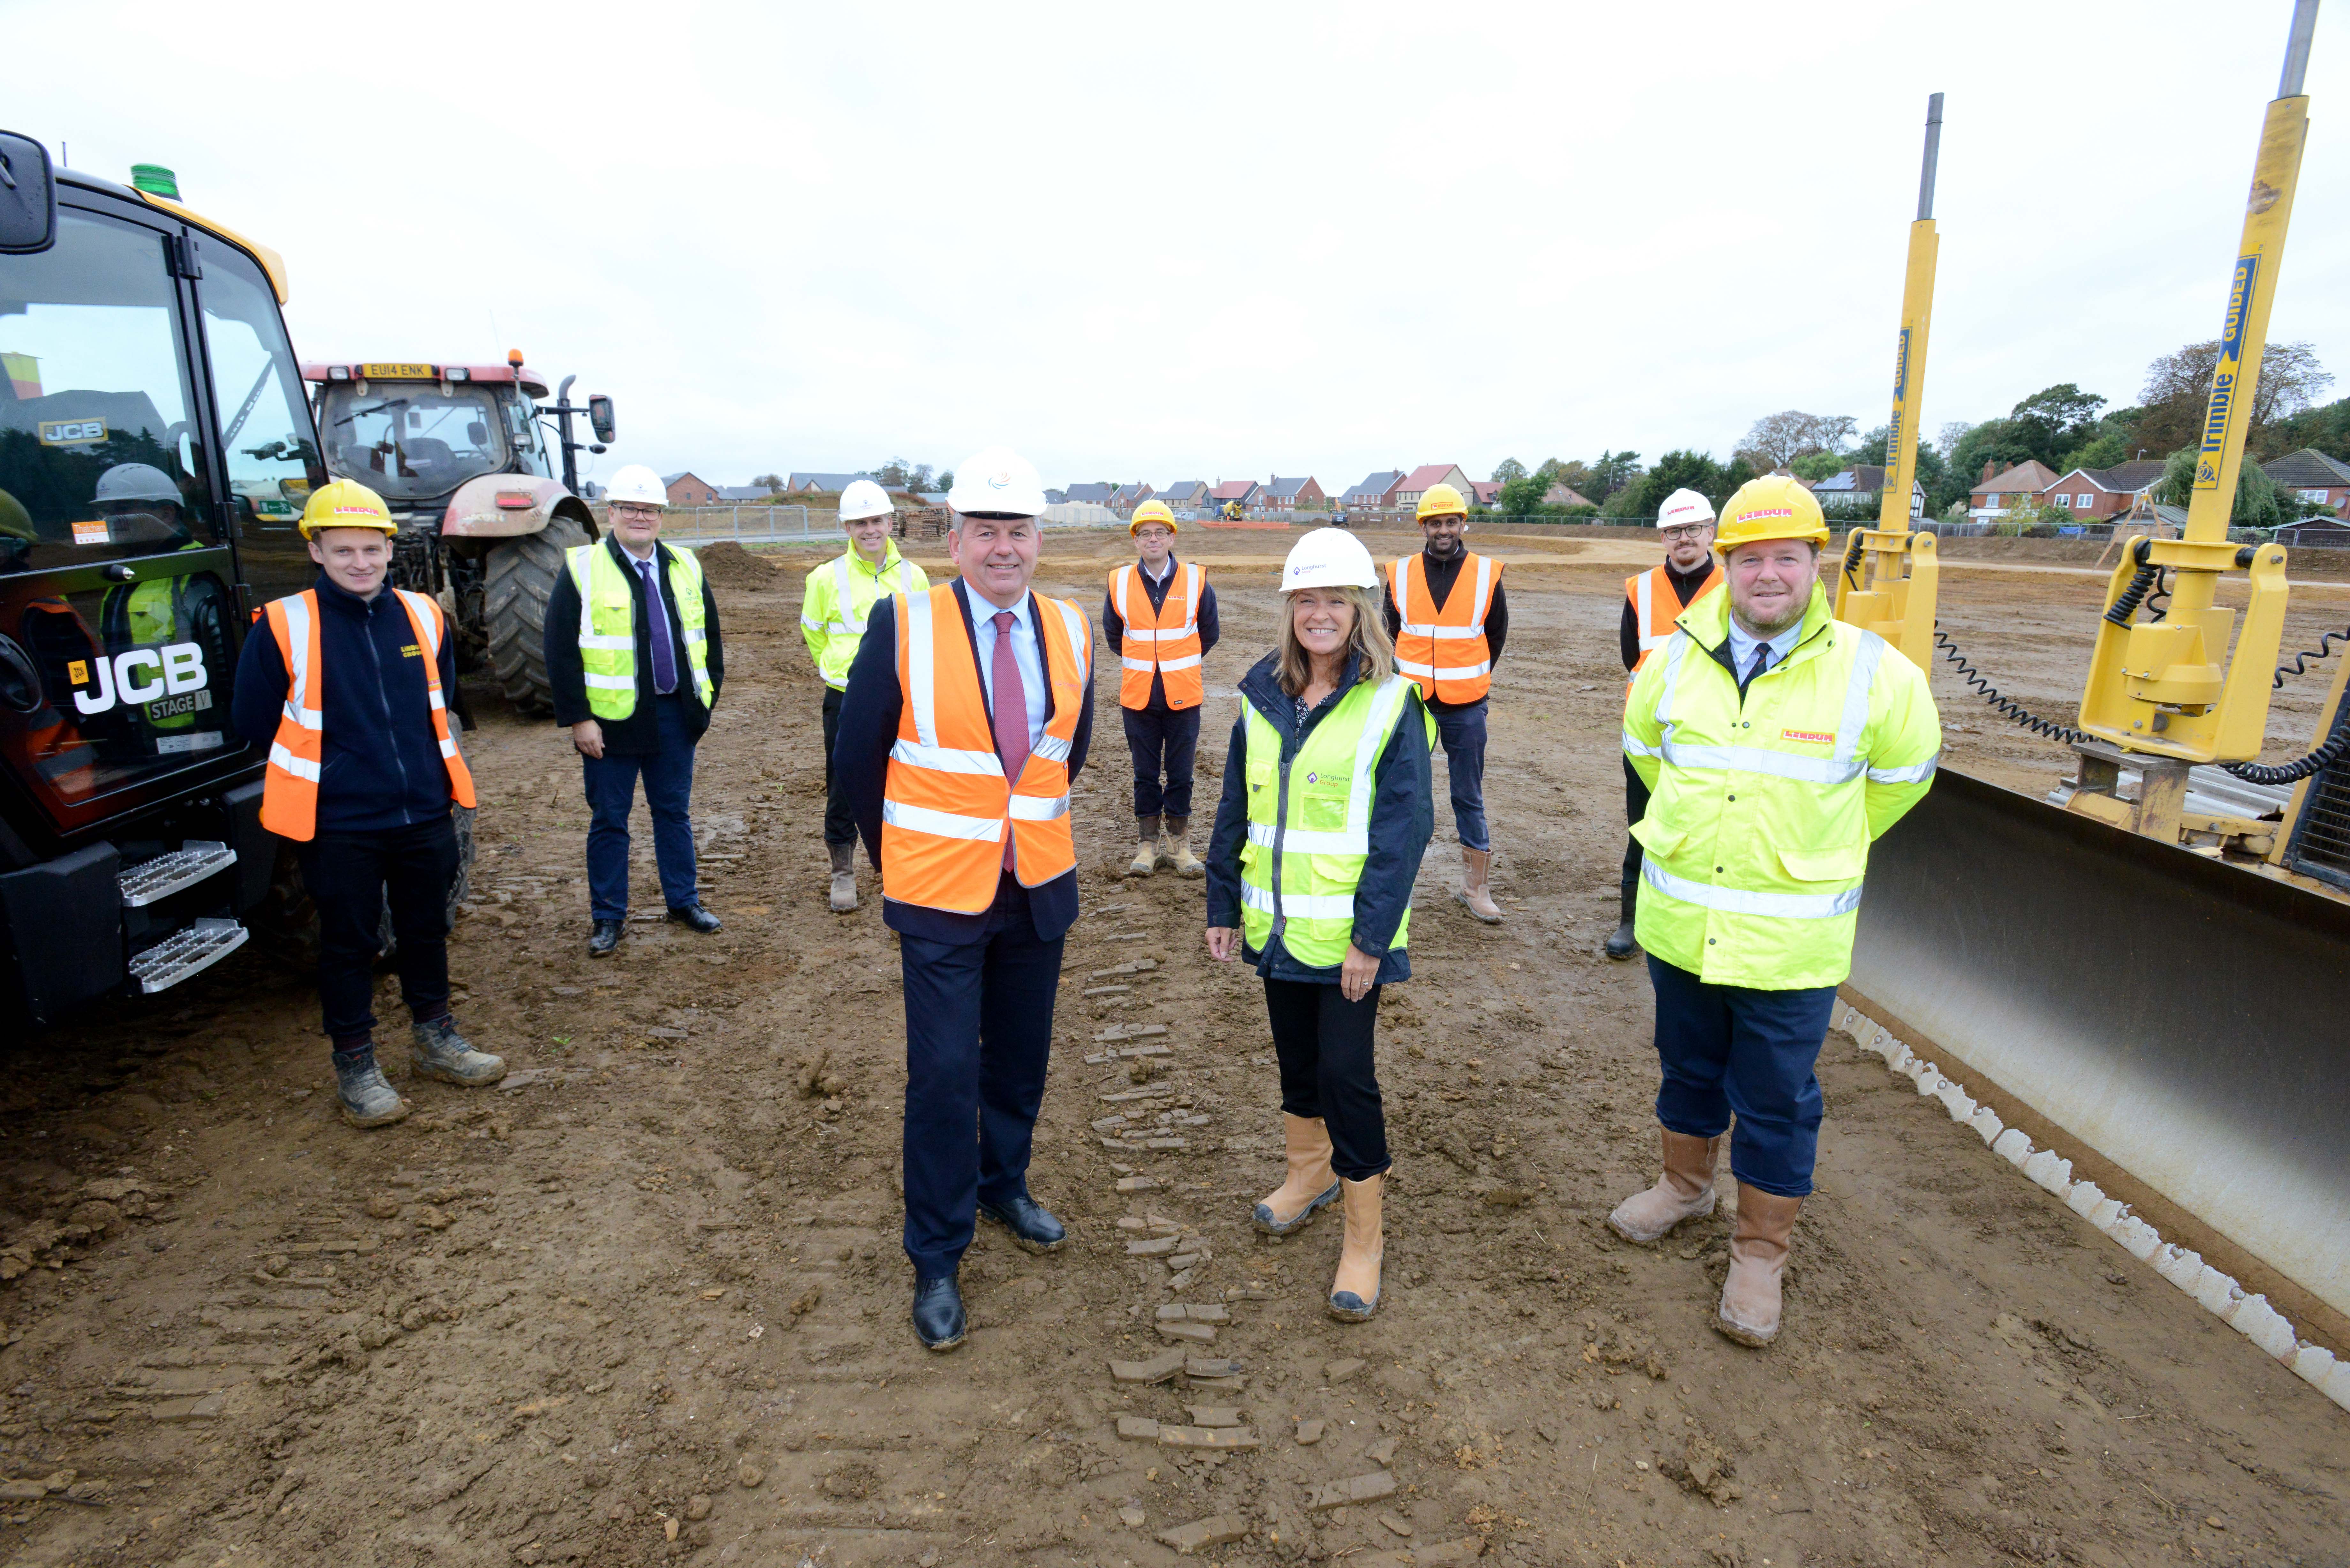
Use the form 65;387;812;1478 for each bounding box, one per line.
992;610;1030;869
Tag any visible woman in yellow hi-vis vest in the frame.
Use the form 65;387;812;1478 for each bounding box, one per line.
1205;528;1434;1323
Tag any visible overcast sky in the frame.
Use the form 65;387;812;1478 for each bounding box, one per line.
13;0;2348;493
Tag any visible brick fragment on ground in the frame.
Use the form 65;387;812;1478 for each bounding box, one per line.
1110;1349;1186;1384
1295;1418;1326;1444
1308;1472;1398;1510
1117;1415;1162;1440
1159;1425;1260;1450
1155;1511;1250;1554
1323;1356;1366;1383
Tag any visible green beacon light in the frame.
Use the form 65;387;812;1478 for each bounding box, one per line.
129;164;180;200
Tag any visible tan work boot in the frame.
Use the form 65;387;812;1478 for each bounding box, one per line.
827;842;859;913
1326;1172;1385;1322
1455;846;1503;923
1716;1184;1803;1347
1126;815;1162;876
1161;815;1205;878
1607;1129;1722;1243
1253;1113;1339;1235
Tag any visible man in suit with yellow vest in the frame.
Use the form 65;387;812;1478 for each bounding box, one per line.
1103;498;1218;877
833;446;1097;1351
231;480;504;1129
546;464;726;957
1609;487;1723;960
1381;481;1507;922
1615;476;1939;1347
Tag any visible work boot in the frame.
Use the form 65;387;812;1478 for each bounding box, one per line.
667;903;723;933
1126;814;1162;876
334;1047;410;1130
1716;1185;1804;1347
828;842;859;913
1455;847;1503;924
410;1014;507;1088
1254;1113;1340;1235
1326;1172;1386;1322
1604;920;1639;960
912;1273;967;1352
978;1192;1069;1255
1607;855;1640;959
1606;1129;1721;1243
1161;816;1205;878
588;918;623;957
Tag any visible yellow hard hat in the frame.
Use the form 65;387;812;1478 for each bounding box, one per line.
1415;482;1469;521
299;478;396;538
1129;498;1177;535
1712;475;1828;553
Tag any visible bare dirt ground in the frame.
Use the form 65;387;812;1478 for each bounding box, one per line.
2;526;2344;1568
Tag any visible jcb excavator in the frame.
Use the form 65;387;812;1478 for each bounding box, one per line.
1832;3;2350;1342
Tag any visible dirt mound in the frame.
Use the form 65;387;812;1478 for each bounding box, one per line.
692;539;779;590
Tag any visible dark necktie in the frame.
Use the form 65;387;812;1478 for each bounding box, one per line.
1747;643;1772;690
637;556;678;695
991;610;1030;869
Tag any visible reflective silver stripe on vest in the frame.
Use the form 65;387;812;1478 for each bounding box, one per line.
882;799;1003;841
1651;632;1689;729
1008;793;1070;822
1642;859;1863;919
890;738;1003;776
279;592;319;727
1658;741;1866;785
1635;570;1666;651
1395;656;1437;677
1868;752;1940;785
1156;653;1202;672
582;672;636;690
268;740;322;782
1241;883;1356;921
571;550;633;651
1031;731;1073;764
1622;728;1662;759
1834;630;1886;767
904;590;940;750
1349;676;1413;837
1050;597;1091;686
1247;822;1367;855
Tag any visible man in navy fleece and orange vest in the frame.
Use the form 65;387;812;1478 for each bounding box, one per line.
231;480;506;1130
833;446;1096;1353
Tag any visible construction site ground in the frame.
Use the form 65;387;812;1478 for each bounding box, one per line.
4;526;2344;1568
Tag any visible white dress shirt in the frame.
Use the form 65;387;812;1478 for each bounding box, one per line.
1725;614;1803;686
967;584;1048;753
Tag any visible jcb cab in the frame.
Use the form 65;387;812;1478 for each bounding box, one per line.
0;133;405;1023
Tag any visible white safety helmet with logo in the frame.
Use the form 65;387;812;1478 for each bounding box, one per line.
1656;488;1717;529
946;446;1046;517
94;462;185;510
839;478;895;522
604;464;669;509
1279;526;1379;592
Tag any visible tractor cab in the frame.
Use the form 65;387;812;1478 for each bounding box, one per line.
306;360;556;520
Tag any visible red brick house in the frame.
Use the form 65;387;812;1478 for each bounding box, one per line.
2038;460;2168;520
1966;460;2062;521
662;471;721;506
1396;464;1473;511
1209;480;1260;510
2264;449;2350;517
1261;476;1326;512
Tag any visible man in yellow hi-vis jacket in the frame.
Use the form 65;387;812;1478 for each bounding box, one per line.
1611;475;1940;1348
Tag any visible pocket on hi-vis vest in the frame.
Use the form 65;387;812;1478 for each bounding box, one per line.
1246;761;1274;795
1300;785;1350;832
1776;844;1865;883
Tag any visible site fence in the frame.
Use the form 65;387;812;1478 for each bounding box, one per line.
595;504;1127;544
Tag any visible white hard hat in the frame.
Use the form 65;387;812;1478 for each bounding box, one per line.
93;463;183;507
1656;487;1717;528
605;464;668;508
839;478;895;522
1280;527;1379;592
946;446;1046;517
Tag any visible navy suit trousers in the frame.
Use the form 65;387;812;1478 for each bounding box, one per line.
898;876;1064;1278
1647;955;1838;1198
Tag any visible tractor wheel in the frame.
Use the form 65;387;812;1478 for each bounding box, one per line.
484;514;589;714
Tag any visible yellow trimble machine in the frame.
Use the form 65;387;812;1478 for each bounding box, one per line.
1840;0;2350;1341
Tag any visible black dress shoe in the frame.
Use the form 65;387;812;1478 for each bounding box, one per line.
978;1193;1068;1254
911;1274;966;1351
588;919;624;957
1603;920;1638;961
667;904;723;934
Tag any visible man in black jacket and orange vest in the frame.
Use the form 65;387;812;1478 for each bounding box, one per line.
1102;498;1218;877
231;480;506;1129
1382;481;1507;923
1608;487;1722;960
833;446;1095;1353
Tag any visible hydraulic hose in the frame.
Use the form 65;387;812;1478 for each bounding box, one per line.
2270;623;2350;689
1930;625;2089;745
2103;562;2161;627
1840;531;1866;594
2224;723;2350;786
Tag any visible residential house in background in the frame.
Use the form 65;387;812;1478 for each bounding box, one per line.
1157;480;1210;512
1543;483;1596;509
785;471;877;494
1209;479;1261;511
1967;461;2063;521
1261;476;1326;512
2264;449;2350;517
1115;483;1155;516
2036;459;2167;521
712;485;775;502
1812;465;1925;518
1469;480;1502;509
662;471;722;506
1341;471;1405;511
1395;464;1473;511
1063;482;1122;507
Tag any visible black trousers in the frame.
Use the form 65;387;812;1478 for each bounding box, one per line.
1619;754;1650;923
297;814;460;1047
820;687;857;848
1123;704;1202;819
898;877;1064;1278
1264;977;1389;1181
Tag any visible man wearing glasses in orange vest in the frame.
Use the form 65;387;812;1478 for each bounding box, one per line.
1103;498;1219;877
1608;488;1724;960
1382;482;1507;922
231;480;504;1130
833;447;1096;1352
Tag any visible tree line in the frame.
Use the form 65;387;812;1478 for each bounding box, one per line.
1487;338;2342;524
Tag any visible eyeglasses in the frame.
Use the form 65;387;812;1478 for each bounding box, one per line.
610;504;662;521
1659;524;1713;543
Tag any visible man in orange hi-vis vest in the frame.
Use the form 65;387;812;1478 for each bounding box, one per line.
231;481;505;1131
1102;498;1219;878
1382;481;1508;922
833;447;1097;1353
1607;487;1723;960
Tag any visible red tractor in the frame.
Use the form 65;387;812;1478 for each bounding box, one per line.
303;355;614;711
